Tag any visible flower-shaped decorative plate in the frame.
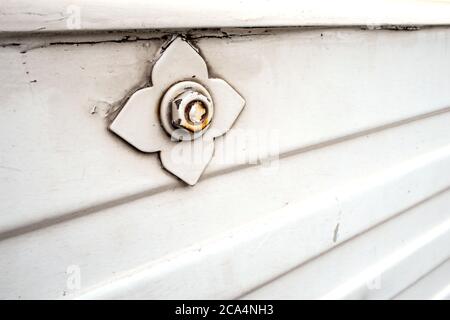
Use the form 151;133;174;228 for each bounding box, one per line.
109;37;245;185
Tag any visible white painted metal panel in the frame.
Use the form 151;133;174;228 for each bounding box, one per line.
394;260;450;300
1;5;450;299
3;130;450;299
2;28;450;238
1;0;450;32
243;192;450;299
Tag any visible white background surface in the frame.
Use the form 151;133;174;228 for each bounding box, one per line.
0;3;450;299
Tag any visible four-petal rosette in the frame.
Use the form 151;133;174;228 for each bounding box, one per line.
109;37;245;185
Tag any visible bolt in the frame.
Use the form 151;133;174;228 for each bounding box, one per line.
171;90;213;133
160;81;214;140
186;100;207;125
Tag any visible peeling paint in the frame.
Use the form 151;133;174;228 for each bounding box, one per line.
333;223;340;243
361;24;422;31
0;25;430;55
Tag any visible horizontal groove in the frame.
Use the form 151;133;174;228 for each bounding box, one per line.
392;258;450;299
206;105;450;180
322;217;450;299
1;105;450;242
76;189;450;300
237;186;450;299
1;25;448;40
74;145;450;299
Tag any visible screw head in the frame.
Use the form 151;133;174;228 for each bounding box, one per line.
171;90;213;133
160;81;214;141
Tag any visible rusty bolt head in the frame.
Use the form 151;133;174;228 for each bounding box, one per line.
160;81;214;141
171;90;213;133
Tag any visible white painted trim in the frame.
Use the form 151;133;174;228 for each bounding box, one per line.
74;145;450;299
394;260;450;300
3;28;450;241
320;218;450;299
432;283;450;300
242;191;450;299
1;0;450;33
